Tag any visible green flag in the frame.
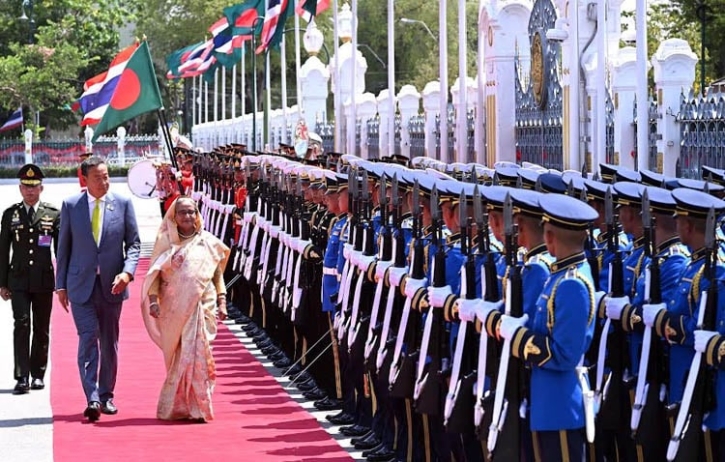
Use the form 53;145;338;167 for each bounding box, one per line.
224;0;265;36
166;42;204;79
93;42;163;141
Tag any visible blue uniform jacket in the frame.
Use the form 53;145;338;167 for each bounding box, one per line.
510;252;596;431
322;215;347;312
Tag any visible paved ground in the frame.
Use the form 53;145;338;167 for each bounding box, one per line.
0;178;162;462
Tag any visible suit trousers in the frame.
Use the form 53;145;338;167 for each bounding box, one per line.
70;275;122;403
12;290;53;380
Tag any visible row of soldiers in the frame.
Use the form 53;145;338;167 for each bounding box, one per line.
191;143;725;462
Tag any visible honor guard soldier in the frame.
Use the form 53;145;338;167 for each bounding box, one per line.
0;164;61;394
499;193;598;461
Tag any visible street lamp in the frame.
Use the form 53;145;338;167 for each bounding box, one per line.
399;18;436;42
19;0;35;44
357;43;386;69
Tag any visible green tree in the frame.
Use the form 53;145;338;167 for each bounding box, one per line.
0;0;140;135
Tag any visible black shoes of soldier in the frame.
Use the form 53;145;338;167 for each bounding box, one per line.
314;396;343;411
340;424;370;437
326;411;355;425
30;378;45;390
302;387;326;401
12;378;30;395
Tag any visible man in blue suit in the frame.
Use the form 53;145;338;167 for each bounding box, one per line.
55;156;141;422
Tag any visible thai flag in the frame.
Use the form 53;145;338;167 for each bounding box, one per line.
296;0;330;22
209;17;229;37
0;107;23;132
78;43;140;126
257;0;289;53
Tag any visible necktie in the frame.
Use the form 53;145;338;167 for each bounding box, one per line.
27;206;34;224
92;199;101;243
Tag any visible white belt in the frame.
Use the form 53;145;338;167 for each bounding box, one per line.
323;267;338;276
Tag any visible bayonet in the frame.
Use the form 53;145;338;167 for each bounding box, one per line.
567;180;575;197
459;188;468;255
473;184;483;228
579;188;588;203
503;193;513;238
431;185;440;225
706;206;716;252
641;189;652;254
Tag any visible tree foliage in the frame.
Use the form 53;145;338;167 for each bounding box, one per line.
0;0;139;136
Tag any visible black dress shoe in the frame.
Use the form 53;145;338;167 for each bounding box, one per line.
284;364;302;375
273;357;292;368
260;345;279;356
362;442;385;458
296;379;318;392
351;430;375;446
367;447;396;462
302;387;327;401
84;401;101;422
341;424;370;437
268;350;287;361
358;438;383;451
101;399;118;415
234;315;252;325
242;321;258;332
314;397;343;411
256;338;275;349
253;333;269;343
289;371;311;382
12;378;30;395
30;378;45;390
326;411;355;425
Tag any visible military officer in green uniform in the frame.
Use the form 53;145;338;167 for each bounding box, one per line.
0;164;60;394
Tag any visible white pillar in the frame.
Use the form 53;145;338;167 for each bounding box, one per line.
357;93;378;159
377;89;393;158
652;39;697;176
398;85;421;161
635;0;648;171
422;81;441;159
300;56;331;133
439;0;449;163
117;126;126;166
613;47;637;170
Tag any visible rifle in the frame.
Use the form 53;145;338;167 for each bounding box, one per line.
594;187;627;411
474;187;502;434
388;178;424;397
582;188;601;291
487;193;524;456
631;190;667;442
414;184;444;415
364;174;393;369
667;207;718;461
444;187;478;433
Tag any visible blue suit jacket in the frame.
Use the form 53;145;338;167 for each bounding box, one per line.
55;191;141;304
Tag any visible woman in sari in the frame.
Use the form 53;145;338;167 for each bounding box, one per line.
141;196;230;422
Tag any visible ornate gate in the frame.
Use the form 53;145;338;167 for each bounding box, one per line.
514;0;564;171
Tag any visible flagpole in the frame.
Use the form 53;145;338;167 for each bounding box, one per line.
222;67;227;120
205;80;209;123
387;0;395;159
457;0;467;163
439;0;449;163
281;31;289;144
232;64;237;119
199;75;203;125
192;75;197;128
294;0;302;118
349;0;358;157
214;68;219;122
333;0;341;152
241;42;247;144
265;50;271;149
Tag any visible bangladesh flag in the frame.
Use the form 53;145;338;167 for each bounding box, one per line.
224;0;266;37
92;42;163;141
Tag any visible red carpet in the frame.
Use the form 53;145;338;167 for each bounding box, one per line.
51;259;352;462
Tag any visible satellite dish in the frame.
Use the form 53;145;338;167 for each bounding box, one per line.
127;159;159;199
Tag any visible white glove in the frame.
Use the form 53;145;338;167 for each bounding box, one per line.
224;204;236;214
288;237;300;253
269;225;280;239
476;299;504;321
258;217;269;231
297;239;311;254
427;285;453;308
349;250;362;268
643;303;666;327
357;254;376;272
375;260;393;281
388;267;408;287
694;330;718;354
499;314;529;340
343;243;353;260
404;278;428;299
457;298;481;322
243;212;255;224
605;296;630;321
